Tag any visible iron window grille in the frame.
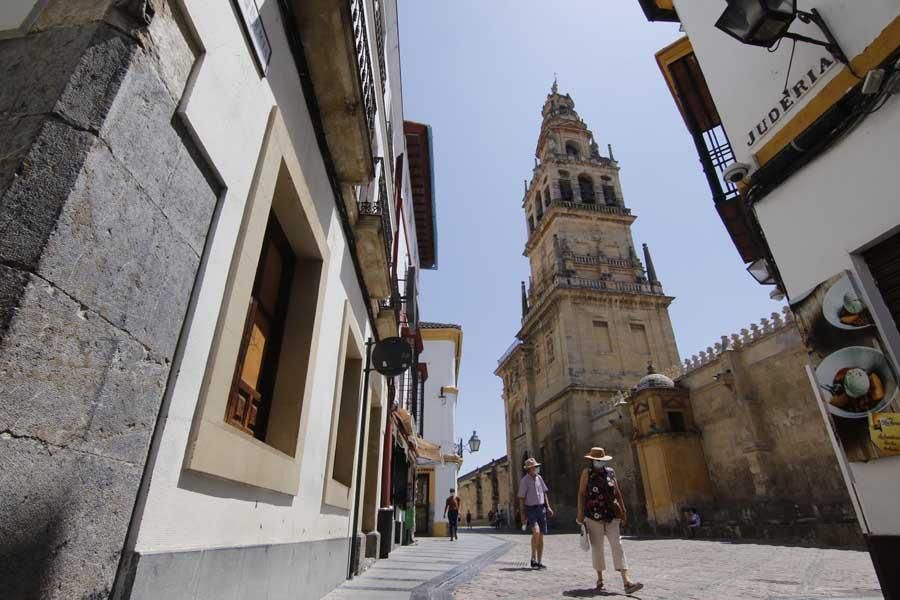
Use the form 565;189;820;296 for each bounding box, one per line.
350;0;377;147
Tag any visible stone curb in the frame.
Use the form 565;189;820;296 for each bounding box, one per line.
410;536;513;600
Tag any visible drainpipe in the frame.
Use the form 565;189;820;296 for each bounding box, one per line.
348;338;375;579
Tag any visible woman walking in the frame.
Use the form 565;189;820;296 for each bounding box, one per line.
576;447;643;594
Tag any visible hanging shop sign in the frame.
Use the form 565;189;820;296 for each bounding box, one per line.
372;337;413;377
232;0;272;74
745;55;836;148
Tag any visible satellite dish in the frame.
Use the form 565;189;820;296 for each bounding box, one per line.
372;337;413;376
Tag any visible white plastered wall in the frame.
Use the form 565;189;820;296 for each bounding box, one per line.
674;0;900;538
132;0;399;552
753;98;900;300
754;99;900;536
674;0;900;165
421;335;462;528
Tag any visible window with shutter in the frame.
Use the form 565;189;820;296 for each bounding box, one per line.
226;214;295;441
863;231;900;334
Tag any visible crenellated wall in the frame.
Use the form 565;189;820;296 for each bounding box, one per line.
667;306;862;547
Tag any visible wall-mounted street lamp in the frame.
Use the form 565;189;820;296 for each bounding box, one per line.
715;0;849;65
458;430;481;456
747;257;776;285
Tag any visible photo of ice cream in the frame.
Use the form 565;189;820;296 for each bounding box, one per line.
823;274;874;330
816;346;897;418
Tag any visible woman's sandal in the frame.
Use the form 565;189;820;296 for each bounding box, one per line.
624;582;644;594
596;579;605;590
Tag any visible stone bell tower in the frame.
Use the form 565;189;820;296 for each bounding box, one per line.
496;81;680;525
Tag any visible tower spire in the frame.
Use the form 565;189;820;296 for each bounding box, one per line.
551;73;558;95
642;243;659;283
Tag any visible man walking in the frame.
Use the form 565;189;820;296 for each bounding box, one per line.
686;508;701;539
518;457;554;569
443;489;461;541
466;510;472;529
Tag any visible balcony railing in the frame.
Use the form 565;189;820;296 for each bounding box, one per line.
498;340;521;365
559;275;662;295
378;269;402;313
525;275;664;320
549;200;631;217
571;254;639;269
373;0;387;89
386;120;395;180
350;0;377;145
359;157;393;265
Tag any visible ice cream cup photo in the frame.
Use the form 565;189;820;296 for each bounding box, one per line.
822;274;873;331
815;346;897;419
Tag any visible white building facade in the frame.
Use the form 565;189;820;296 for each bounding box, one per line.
415;323;465;538
638;0;900;595
0;1;435;598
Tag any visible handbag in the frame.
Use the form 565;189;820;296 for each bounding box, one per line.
579;522;591;551
612;499;626;521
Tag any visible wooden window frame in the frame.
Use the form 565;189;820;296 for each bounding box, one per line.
184;108;330;496
225;215;296;440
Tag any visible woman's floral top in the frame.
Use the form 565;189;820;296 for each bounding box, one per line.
585;466;619;523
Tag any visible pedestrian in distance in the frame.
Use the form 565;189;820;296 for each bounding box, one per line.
518;457;554;569
687;507;701;539
466;510;472;530
576;447;643;595
444;489;461;541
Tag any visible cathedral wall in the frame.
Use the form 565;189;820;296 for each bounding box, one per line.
592;405;647;533
563;297;681;391
681;322;861;546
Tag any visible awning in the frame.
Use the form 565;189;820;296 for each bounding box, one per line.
395;408;414;436
414;437;443;462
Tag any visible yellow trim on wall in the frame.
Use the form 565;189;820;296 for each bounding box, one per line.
421;327;464;380
755;15;900;166
654;37;696;130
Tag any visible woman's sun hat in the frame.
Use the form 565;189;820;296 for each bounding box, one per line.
523;457;541;469
584;447;613;461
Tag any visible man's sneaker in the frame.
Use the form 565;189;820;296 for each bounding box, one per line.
537;562;547;570
530;559;538;569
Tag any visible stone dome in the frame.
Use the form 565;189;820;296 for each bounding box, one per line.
634;363;675;392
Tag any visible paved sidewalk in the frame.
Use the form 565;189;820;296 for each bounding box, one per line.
322;530;509;600
454;532;883;600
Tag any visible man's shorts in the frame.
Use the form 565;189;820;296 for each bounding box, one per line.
448;510;459;527
525;505;548;534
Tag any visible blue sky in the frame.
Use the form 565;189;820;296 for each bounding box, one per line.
398;1;780;471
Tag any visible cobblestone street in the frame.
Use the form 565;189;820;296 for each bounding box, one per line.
453;530;883;600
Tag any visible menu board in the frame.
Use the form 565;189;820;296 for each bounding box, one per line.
790;271;900;463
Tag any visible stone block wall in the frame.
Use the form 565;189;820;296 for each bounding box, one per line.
677;309;862;547
0;4;219;598
591;403;648;534
458;457;513;525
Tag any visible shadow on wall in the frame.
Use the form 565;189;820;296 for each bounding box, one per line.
176;470;293;507
0;505;72;600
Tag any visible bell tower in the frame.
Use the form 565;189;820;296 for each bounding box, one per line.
497;82;681;525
